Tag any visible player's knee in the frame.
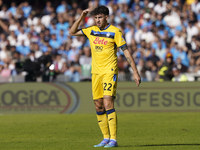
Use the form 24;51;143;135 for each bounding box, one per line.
103;96;114;110
94;103;104;111
95;105;104;112
104;103;113;110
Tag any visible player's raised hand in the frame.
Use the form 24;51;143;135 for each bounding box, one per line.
81;8;90;18
134;72;141;87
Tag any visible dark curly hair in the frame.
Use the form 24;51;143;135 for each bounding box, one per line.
91;6;109;16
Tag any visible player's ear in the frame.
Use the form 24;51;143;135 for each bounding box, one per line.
105;15;108;21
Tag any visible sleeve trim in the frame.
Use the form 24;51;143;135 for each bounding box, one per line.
119;44;128;51
119;44;127;48
80;29;86;36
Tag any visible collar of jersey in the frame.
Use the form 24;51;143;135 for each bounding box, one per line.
99;23;110;31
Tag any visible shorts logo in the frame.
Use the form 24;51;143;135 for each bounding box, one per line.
93;37;108;45
95;46;103;52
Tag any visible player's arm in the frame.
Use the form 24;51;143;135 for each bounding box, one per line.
69;8;90;36
123;48;141;87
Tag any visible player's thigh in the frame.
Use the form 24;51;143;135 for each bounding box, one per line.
102;74;118;97
92;74;104;99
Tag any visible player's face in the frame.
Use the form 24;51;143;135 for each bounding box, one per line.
94;14;108;29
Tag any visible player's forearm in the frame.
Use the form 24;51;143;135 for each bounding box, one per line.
123;49;139;74
69;16;84;35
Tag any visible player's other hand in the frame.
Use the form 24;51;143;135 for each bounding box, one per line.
134;72;141;87
81;8;90;18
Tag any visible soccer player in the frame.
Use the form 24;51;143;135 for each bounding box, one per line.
69;6;141;148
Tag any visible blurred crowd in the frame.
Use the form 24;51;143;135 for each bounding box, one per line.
0;0;200;82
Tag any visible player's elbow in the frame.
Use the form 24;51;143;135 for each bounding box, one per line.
69;31;74;36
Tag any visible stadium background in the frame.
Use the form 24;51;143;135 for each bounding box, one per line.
0;1;200;150
0;0;199;113
0;0;200;83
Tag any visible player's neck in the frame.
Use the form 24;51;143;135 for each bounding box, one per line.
99;23;110;30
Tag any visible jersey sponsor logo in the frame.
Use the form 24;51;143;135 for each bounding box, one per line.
106;33;110;37
93;37;108;45
95;46;103;52
91;30;115;39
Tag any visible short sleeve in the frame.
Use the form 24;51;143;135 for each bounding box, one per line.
114;29;127;48
81;26;92;37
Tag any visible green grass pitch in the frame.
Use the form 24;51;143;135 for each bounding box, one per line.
0;112;200;150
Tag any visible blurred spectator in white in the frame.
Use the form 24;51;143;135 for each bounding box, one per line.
0;46;10;61
17;27;28;45
141;13;153;31
28;51;36;62
7;31;17;46
155;41;166;61
106;1;114;15
191;0;200;14
24;32;31;47
33;43;43;59
8;18;18;31
71;36;84;50
139;26;155;43
125;25;134;46
154;0;167;15
0;4;10;20
186;21;198;43
60;62;68;74
27;12;38;26
41;12;55;28
34;18;43;34
0;33;8;49
164;10;181;28
171;30;186;48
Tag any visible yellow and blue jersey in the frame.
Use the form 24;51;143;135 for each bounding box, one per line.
81;24;127;74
